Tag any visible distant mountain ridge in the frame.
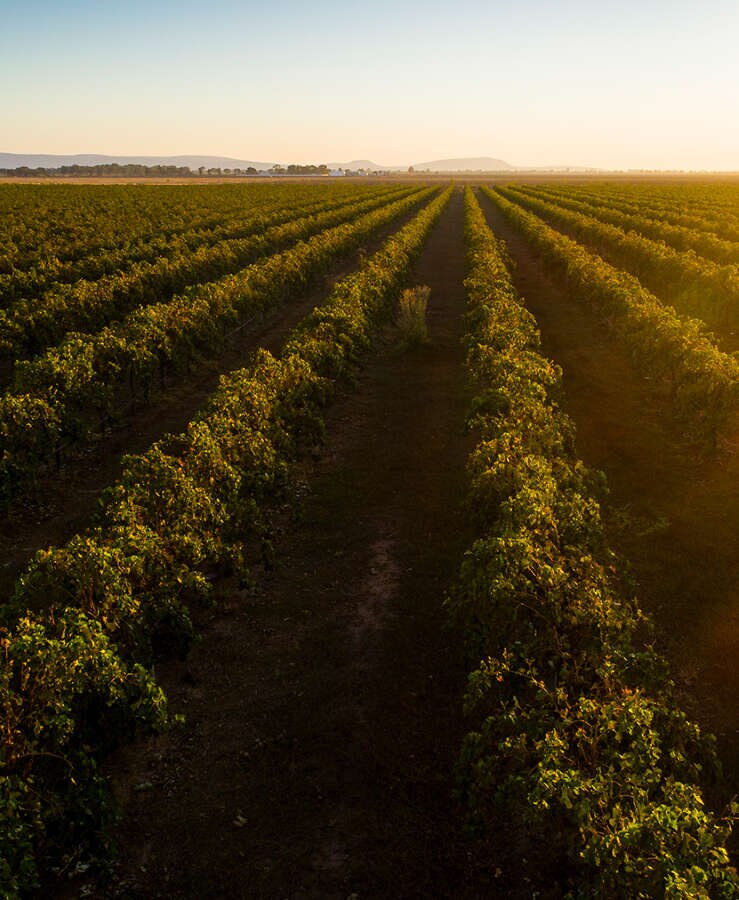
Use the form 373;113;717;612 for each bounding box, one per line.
0;153;276;171
1;152;601;173
326;160;392;171
412;157;514;171
321;157;516;172
1;154;401;172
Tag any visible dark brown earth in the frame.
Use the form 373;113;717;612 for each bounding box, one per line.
479;189;739;804
62;189;534;898
0;202;427;604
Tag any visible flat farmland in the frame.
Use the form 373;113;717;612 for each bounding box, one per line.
1;180;737;898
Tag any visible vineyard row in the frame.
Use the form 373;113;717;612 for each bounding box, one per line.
453;187;736;897
525;182;739;244
483;187;739;445
518;183;739;267
0;186;435;504
0;182;376;287
0;184;414;358
0;186;453;895
497;185;739;336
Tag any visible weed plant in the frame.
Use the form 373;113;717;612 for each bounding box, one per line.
396;285;430;348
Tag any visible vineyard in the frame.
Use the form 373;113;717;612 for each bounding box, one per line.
0;180;737;897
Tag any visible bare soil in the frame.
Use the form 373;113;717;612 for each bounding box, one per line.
479;190;739;799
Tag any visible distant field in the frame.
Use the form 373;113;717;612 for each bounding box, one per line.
1;180;737;897
4;171;739;185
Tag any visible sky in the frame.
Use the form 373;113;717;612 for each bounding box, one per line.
2;0;739;170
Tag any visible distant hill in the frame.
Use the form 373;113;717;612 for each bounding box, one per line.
520;164;602;173
332;157;518;173
327;157;520;173
326;159;394;171
0;153;276;171
0;152;603;175
411;157;514;172
1;153;403;173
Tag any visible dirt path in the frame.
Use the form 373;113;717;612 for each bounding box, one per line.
479;190;739;792
0;204;426;603
69;189;512;898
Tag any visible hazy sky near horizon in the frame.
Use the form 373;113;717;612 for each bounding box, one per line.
3;0;738;170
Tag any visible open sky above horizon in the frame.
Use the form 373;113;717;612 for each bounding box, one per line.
3;0;738;171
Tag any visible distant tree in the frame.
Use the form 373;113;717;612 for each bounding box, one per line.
198;166;205;176
408;166;415;173
3;163;194;178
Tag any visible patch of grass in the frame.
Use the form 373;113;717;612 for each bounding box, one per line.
396;285;430;348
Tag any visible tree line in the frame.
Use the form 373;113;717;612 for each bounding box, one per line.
0;163;335;177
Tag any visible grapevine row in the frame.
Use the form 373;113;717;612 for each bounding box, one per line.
0;182;364;291
0;187;436;504
0;186;452;895
0;184;414;358
538;183;739;243
497;185;739;336
483;187;739;444
0;193;270;304
452;187;737;897
0;183;244;282
518;184;739;266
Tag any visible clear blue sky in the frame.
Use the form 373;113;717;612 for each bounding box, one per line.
3;0;738;169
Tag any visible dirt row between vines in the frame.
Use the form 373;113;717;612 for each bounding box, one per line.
0;199;431;603
56;189;537;898
479;190;739;803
